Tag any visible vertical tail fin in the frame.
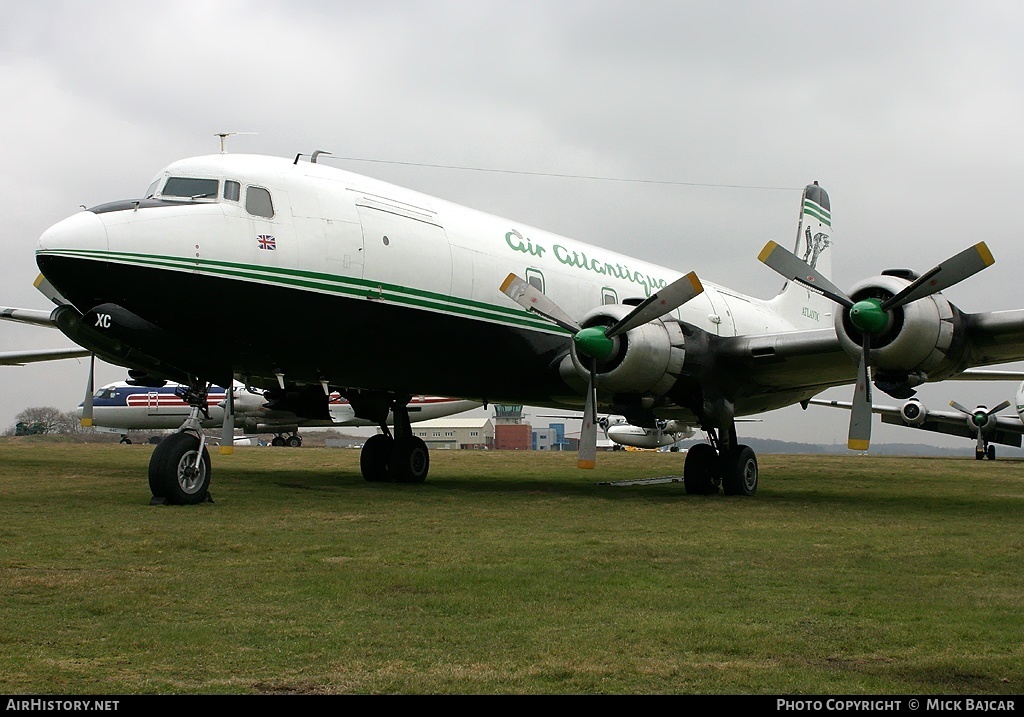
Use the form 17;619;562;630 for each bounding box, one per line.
768;182;834;328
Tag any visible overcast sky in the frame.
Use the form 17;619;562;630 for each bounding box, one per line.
2;0;1024;451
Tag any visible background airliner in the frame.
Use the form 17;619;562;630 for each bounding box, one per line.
809;370;1024;460
79;381;480;446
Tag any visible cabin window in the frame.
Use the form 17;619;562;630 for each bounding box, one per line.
526;268;545;293
162;177;219;199
602;288;618;305
223;180;241;202
245;186;274;218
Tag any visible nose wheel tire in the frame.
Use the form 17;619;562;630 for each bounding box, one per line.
148;433;211;504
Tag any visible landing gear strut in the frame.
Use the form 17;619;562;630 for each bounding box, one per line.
148;380;213;505
683;421;758;497
358;396;430;484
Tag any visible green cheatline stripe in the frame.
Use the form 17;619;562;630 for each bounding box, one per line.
38;249;568;335
803;200;831;226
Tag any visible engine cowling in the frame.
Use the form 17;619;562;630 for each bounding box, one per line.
899;398;927;427
560;304;685;397
835;274;956;377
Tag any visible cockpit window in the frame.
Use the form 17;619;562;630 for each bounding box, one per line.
245;186;274;218
144;180;160;199
94;388;116;400
223;180;241;202
162;177;219;199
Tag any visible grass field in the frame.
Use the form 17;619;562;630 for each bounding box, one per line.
2;439;1023;695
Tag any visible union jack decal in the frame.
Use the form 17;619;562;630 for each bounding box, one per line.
257;234;276;250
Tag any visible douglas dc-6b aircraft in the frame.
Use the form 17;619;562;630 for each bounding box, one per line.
79;380;479;446
809;370;1024;460
10;148;1024;504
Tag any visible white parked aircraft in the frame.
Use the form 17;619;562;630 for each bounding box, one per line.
7;148;1024;504
547;413;695;450
809;370;1024;460
79;380;480;446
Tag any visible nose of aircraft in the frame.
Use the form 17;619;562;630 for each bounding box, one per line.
37;210;108;255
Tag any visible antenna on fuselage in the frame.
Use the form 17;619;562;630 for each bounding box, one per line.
214;132;257;154
294;150;333;164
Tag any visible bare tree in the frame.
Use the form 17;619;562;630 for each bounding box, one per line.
13;407;86;435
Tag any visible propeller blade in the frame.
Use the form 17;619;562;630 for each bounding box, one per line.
604;271;704;339
219;384;235;455
880;242;994;311
578;360;598;469
949;400;972;415
987;400;1012;416
758;241;854;308
80;353;95;427
848;338;873;450
500;273;581;333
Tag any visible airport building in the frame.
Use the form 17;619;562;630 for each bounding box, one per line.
411;418;494;450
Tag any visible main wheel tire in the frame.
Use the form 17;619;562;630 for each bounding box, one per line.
286;435;302;447
147;432;211;505
987;444;996;460
360;434;393;482
721;444;758;496
389;436;430;484
684;443;719;495
271;436;286;447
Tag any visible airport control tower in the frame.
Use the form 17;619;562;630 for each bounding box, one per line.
493;404;531;449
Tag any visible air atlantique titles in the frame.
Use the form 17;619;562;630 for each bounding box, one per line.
505;229;667;297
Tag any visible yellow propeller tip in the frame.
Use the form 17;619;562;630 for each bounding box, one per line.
219;446;234;455
757;241;779;263
577;460;596;469
848;439;869;451
975;242;995;267
499;273;517;293
685;271;703;294
80;419;93;427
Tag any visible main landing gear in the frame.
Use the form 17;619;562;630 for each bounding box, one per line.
147;380;213;505
270;432;303;447
976;444;996;461
358;398;430;484
683;423;758;496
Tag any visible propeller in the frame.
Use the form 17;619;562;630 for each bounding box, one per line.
80;353;96;427
950;400;1011;454
759;240;994;450
501;271;703;468
219;383;235;455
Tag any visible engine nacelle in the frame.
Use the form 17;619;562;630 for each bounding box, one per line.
561;304;685;397
899;398;927;427
834;274;956;375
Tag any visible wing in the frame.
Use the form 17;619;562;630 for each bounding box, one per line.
1;306;58;327
715;329;855;409
808;398;1024;447
0;347;92;366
